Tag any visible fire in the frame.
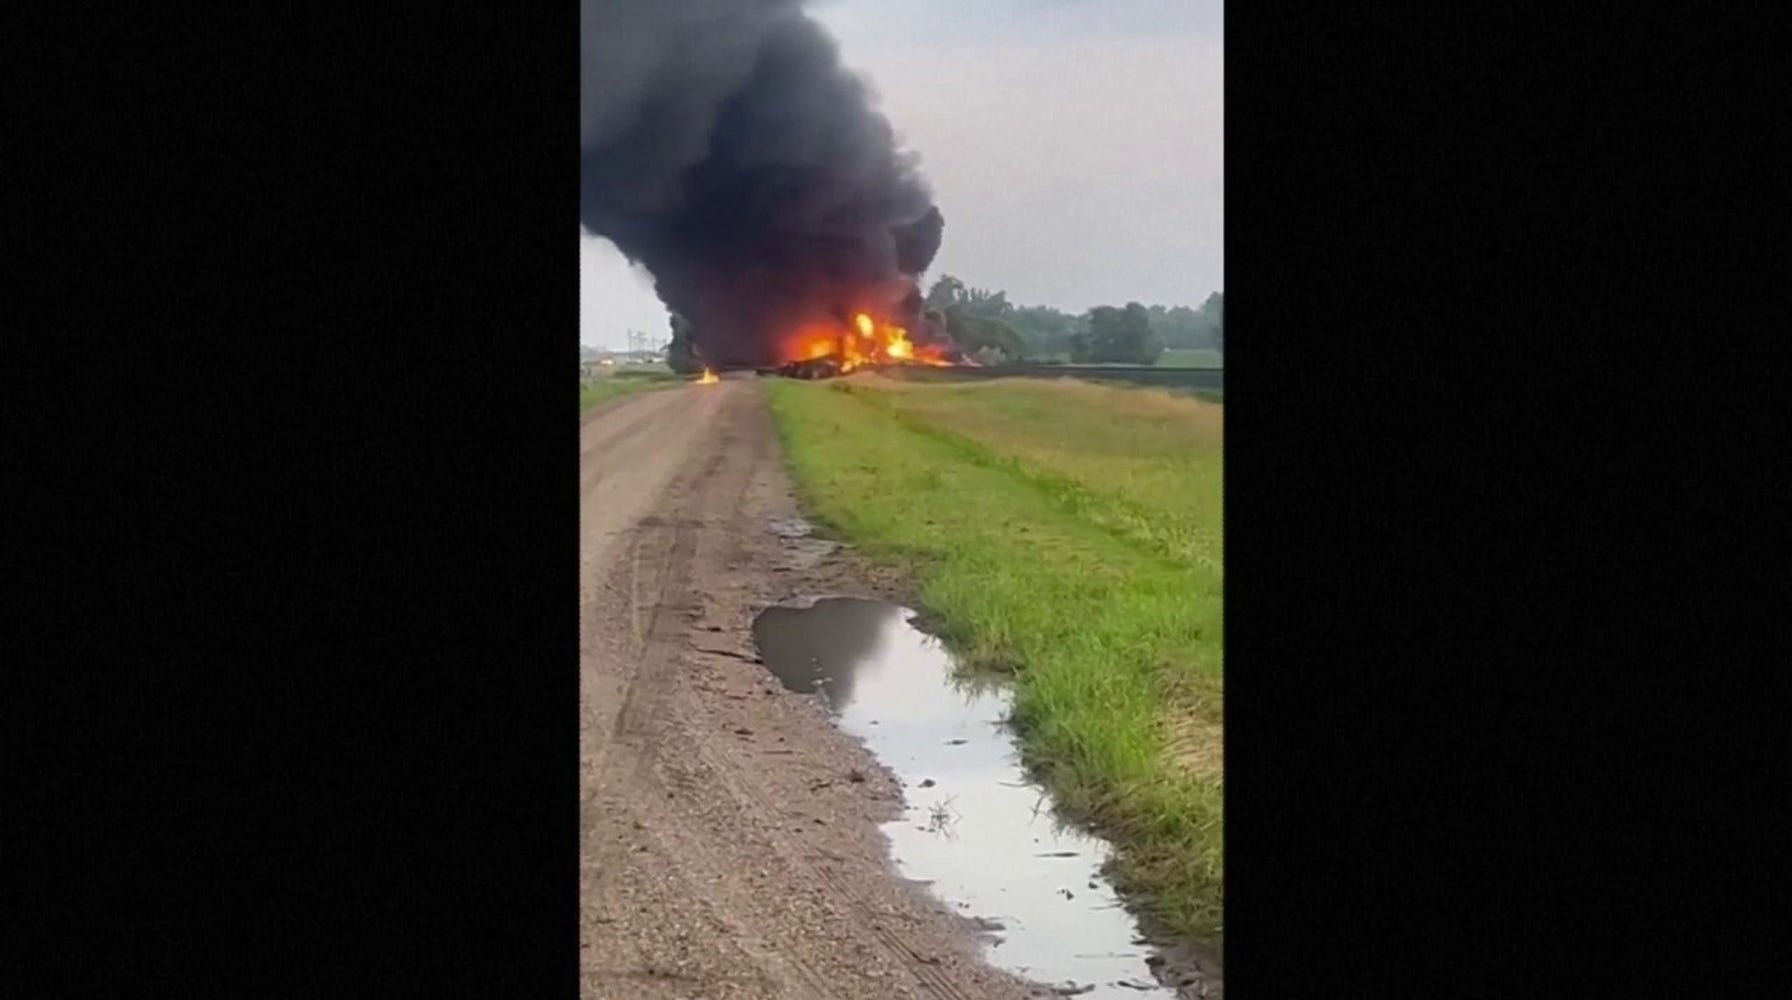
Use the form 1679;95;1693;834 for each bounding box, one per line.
696;368;718;384
776;310;956;374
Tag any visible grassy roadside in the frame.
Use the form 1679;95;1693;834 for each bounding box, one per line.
765;375;1224;943
580;370;683;414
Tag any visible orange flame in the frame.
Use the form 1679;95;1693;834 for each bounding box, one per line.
777;310;956;372
696;368;718;384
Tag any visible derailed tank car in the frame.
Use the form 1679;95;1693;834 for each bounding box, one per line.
773;355;846;380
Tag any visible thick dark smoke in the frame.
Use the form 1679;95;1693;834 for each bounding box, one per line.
582;0;947;367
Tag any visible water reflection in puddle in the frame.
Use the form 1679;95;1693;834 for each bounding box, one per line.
752;597;1187;998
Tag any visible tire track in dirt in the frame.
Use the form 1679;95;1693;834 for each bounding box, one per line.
584;385;841;999
582;388;781;999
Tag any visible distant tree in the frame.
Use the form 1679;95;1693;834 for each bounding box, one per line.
927;274;1218;362
921;276;1027;360
942;305;1027;362
921;305;949;341
962;285;1010;316
1203;292;1223;354
925;275;966;311
1142;294;1221;351
1068;329;1093;363
1125;302;1166;364
1079;306;1122;362
1008;304;1081;358
927;275;1010;320
1076;302;1162;364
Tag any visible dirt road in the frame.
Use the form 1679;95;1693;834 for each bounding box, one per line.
579;377;1039;1000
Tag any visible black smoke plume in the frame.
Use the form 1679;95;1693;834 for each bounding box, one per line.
582;0;948;368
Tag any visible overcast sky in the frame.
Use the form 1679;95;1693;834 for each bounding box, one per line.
581;0;1222;350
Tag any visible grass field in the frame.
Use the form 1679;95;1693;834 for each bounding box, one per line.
1157;348;1223;368
766;374;1224;943
579;368;682;413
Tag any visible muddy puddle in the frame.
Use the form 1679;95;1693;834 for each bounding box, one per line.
753;597;1203;998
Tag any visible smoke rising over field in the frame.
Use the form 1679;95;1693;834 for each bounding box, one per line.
582;0;946;367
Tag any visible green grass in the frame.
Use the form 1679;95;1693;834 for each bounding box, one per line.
579;369;682;413
1157;347;1223;369
766;376;1224;944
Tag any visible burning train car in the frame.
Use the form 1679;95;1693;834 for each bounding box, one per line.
767;307;964;379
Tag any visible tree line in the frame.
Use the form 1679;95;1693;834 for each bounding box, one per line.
921;275;1222;365
663;275;1223;371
